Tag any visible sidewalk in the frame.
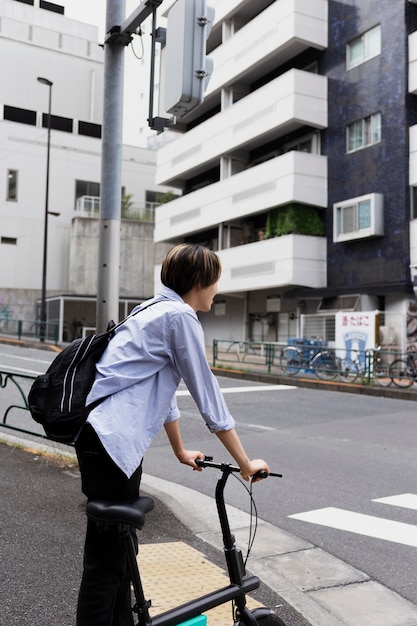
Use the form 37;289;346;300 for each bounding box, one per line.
3;432;417;626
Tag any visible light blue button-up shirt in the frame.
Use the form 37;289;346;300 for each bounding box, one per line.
86;286;235;477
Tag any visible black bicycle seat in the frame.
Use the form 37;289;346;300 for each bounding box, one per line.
86;496;154;529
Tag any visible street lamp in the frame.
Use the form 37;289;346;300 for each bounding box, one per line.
37;76;53;342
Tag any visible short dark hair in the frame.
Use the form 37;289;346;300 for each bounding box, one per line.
161;244;221;296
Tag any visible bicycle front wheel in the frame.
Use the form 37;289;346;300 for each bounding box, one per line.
235;610;287;626
280;347;302;375
373;362;392;387
312;351;338;380
338;358;359;383
390;359;414;388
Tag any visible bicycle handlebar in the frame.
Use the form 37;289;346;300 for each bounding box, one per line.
195;457;282;479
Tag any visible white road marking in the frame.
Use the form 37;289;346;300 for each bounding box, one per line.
0;365;41;375
289;507;417;548
373;493;417;511
0;352;52;364
176;384;295;396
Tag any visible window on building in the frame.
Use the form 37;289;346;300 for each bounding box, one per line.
333;193;384;242
7;170;18;201
347;25;381;69
412;186;417;219
1;237;17;245
78;120;102;138
42;112;73;133
4;105;37;126
75;180;100;200
40;1;65;14
283;131;321;155
74;180;100;212
347;113;381;152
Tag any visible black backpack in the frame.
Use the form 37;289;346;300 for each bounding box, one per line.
28;302;156;444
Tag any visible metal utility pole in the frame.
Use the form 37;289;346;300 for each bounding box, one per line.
97;0;164;332
96;0;126;332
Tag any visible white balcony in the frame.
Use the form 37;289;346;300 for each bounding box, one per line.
156;70;327;185
205;0;328;99
409;31;417;94
155;152;327;242
218;234;326;293
154;234;326;293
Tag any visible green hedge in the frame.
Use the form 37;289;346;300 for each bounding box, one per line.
265;204;324;238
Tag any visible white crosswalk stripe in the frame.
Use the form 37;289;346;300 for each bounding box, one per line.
176;384;295;396
372;493;417;510
289;494;417;548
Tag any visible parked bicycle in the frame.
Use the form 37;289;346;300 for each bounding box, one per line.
389;352;417;388
350;347;392;387
86;458;285;626
280;341;358;382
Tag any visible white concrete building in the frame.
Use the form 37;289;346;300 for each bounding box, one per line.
0;0;172;341
154;0;417;356
155;0;329;346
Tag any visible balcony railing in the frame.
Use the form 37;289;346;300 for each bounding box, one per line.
155;152;327;242
205;0;328;99
216;234;327;293
156;70;327;185
74;196;156;222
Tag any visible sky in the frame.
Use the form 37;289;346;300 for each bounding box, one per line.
60;1;158;147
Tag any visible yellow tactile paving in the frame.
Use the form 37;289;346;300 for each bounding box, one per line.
138;542;262;626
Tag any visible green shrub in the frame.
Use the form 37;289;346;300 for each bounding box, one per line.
265;204;324;237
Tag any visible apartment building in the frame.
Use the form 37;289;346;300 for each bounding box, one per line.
0;0;172;341
154;0;417;354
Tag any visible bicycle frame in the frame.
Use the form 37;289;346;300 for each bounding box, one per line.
86;460;281;626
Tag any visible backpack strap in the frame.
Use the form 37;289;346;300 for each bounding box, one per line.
107;298;162;337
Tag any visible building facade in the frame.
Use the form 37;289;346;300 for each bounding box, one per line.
154;0;417;353
0;0;172;341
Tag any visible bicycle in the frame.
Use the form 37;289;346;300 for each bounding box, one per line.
86;458;285;626
389;352;417;388
280;342;358;383
350;347;392;387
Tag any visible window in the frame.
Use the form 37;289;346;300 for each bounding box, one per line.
333;193;384;242
7;170;18;201
40;1;65;14
284;131;321;155
412;186;417;220
42;112;73;133
78;120;102;138
1;237;17;245
347;113;381;152
347;25;381;69
4;105;36;126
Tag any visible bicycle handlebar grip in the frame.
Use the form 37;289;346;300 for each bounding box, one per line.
252;470;269;480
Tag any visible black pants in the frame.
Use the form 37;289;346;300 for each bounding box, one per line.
75;424;143;626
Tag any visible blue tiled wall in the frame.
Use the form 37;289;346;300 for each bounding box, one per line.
320;0;417;295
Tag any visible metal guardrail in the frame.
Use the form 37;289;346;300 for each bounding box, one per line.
212;339;409;387
0;319;59;344
0;369;46;440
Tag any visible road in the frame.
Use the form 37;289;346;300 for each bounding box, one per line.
1;344;417;609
